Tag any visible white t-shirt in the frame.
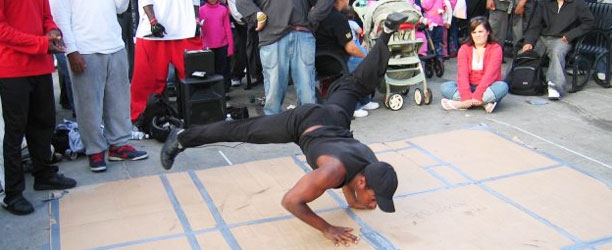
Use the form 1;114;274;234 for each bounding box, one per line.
135;0;200;40
50;0;129;55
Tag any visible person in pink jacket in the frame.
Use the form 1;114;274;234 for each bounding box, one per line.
199;0;234;98
439;16;508;113
420;0;446;58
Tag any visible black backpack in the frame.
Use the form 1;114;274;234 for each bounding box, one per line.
505;50;546;96
135;93;180;136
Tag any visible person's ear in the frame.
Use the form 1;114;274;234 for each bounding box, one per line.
356;174;367;189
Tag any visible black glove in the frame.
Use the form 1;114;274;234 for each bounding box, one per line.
151;22;167;38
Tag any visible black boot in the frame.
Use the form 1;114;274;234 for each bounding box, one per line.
383;12;410;34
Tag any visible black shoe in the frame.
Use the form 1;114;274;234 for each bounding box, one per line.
161;128;184;170
3;196;34;215
383;12;410;33
33;173;77;191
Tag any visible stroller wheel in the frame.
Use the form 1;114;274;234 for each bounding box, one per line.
414;88;424;106
386;94;404;111
434;58;444;77
425;61;434;78
424;88;433;105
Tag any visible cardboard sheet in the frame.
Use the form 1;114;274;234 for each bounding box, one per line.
52;129;612;249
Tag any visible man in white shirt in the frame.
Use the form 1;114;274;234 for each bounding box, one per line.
51;0;148;172
129;0;201;123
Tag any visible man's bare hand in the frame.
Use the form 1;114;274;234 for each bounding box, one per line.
47;29;65;53
324;226;359;247
561;36;569;44
514;4;525;16
521;43;533;52
255;12;267;31
67;52;87;74
486;0;495;10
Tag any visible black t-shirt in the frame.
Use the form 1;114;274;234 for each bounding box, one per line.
298;126;378;188
315;9;354;62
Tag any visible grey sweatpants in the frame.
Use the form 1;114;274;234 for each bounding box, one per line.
69;49;132;155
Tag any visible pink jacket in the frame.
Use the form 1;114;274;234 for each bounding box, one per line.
199;3;234;55
456;42;503;100
421;0;445;26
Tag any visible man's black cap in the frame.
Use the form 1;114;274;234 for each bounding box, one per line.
363;161;398;212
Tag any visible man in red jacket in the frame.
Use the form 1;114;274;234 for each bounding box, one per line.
0;0;77;215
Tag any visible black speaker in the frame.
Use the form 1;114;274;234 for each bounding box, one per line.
178;74;226;127
184;49;215;77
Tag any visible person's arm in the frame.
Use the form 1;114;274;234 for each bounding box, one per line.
307;0;334;30
224;6;234;56
281;157;359;246
0;0;61;55
49;0;85;74
522;1;543;51
115;0;130;14
456;45;473;100
563;0;594;42
473;43;503;100
345;40;366;58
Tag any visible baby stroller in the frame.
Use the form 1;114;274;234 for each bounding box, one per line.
418;26;445;78
354;0;432;110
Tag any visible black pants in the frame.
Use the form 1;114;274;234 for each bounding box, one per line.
178;33;391;147
0;75;58;199
230;19;263;81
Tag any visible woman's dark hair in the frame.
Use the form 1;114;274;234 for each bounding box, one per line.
466;16;497;46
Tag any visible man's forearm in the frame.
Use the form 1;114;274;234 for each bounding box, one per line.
282;197;331;233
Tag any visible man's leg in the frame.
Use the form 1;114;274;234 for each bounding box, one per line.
542;36;572;95
290;31;317;106
260;36;291;115
178;109;300;147
103;49;133;147
131;39;171;122
489;10;509;47
323;30;393;115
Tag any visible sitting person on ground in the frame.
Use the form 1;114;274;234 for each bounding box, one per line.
316;0;379;118
160;12;410;247
520;0;593;100
440;16;508;113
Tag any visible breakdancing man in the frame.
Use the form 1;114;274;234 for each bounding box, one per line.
161;12;412;247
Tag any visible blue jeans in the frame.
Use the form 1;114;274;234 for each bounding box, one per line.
440;81;509;103
260;31;316;115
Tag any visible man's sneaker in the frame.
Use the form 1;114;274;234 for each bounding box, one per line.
361;101;380;110
3;195;34;215
33;173;77;191
88;152;107;172
597;72;606;81
231;79;241;87
108;145;149;161
353;109;369;118
547;81;561;100
161;128;185;170
383;12;410;33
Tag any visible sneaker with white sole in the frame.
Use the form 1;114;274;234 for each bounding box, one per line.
361;101;380;110
353;109;369;118
231;79;241;87
547;81;560;100
597;72;606;81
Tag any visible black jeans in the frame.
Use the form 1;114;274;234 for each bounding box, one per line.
178;33;391;147
0;75;58;199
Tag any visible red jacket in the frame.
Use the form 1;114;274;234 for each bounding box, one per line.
456;42;503;100
0;0;58;78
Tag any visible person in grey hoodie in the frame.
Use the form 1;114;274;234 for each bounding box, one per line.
236;0;334;115
521;0;593;100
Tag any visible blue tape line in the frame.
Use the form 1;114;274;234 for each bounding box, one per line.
562;234;612;250
188;171;241;250
290;155;399;249
87;233;190;250
50;193;61;250
160;174;201;250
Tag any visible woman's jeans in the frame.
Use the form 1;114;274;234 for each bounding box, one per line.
440;81;509;103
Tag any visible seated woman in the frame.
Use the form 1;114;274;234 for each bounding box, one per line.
439;16;508;113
